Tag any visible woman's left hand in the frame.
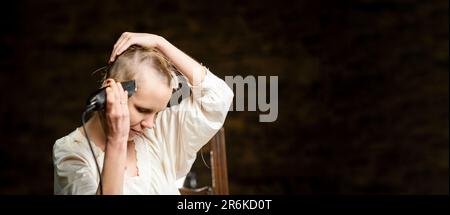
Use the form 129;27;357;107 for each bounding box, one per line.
109;31;206;86
109;32;163;63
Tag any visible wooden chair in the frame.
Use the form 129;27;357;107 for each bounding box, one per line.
179;127;229;195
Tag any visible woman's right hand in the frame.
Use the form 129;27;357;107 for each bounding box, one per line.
104;79;130;148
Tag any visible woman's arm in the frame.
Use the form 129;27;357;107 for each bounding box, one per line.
101;80;130;194
109;32;206;86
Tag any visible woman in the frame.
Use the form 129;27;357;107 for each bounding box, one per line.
53;32;234;194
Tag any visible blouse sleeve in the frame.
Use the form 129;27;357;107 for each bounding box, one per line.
53;136;99;195
153;69;234;179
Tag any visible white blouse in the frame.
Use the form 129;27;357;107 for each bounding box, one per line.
53;70;234;195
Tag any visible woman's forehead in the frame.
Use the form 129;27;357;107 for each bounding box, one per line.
126;64;172;109
132;80;172;110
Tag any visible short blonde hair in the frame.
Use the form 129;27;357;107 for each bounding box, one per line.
102;45;177;88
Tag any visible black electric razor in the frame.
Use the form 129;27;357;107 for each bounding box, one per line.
85;80;137;114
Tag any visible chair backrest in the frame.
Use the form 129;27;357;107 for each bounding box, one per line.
179;127;229;195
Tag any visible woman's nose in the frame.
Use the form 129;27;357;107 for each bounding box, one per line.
141;115;154;129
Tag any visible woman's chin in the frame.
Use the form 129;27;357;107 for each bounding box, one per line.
128;130;143;141
128;132;137;141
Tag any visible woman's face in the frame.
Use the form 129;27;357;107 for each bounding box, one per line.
126;65;172;140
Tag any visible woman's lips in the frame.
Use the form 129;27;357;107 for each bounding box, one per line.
130;128;144;136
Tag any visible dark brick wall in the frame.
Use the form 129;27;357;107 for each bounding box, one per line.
0;0;448;194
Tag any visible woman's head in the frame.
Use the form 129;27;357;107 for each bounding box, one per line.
102;45;176;139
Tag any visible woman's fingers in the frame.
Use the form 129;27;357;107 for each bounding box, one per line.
106;81;130;120
110;32;132;62
116;34;132;54
105;80;116;118
105;79;122;116
117;82;128;107
116;37;136;58
121;90;129;117
105;79;115;104
110;80;119;105
111;33;128;57
110;34;125;62
103;79;130;143
109;32;159;63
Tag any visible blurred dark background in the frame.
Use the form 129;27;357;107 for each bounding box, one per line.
0;0;448;194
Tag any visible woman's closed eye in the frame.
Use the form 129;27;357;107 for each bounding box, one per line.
136;106;153;114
